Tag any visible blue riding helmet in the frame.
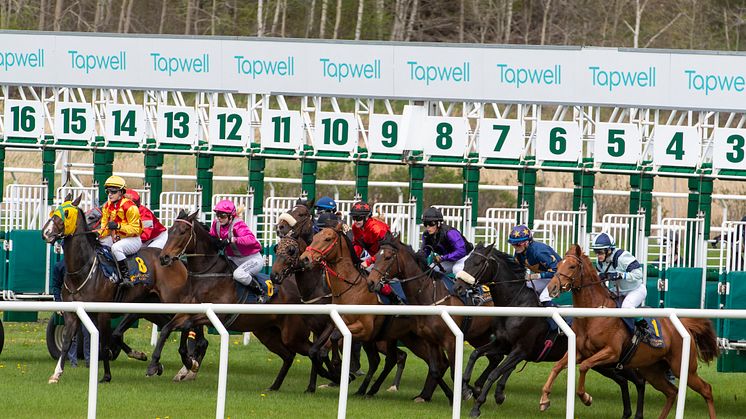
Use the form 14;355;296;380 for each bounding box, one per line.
591;232;616;250
507;225;532;245
315;196;337;211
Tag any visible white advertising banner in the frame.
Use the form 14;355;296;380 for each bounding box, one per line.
4;32;746;111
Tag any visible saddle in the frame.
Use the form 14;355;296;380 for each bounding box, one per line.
439;274;491;306
226;258;275;304
97;246;153;286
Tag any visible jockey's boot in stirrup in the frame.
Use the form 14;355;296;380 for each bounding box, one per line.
634;318;649;343
541;300;558;308
117;260;133;287
249;279;267;303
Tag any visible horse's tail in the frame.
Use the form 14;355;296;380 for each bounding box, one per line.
681;318;720;363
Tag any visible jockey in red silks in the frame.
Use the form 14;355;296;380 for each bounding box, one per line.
349;201;390;270
124;189;168;249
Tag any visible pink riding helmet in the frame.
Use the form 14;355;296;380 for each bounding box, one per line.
213;199;237;217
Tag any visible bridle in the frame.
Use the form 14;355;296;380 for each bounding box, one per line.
278;205;312;239
305;229;362;296
460;247;532;307
273;236;303;285
171;218;196;259
167;218;224;275
371;243;435;284
555;253;607;293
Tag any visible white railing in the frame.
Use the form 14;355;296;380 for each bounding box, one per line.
373;200;418;248
434;201;473;243
479;207;529;253
535;209;589;256
211;193;255;231
721;221;746;273
159;191;203;226
2;184;48;231
600;212;648;279
2;301;737;419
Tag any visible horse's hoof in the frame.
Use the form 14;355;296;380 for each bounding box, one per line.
128;351;148;362
48;376;59;384
145;363;162;377
539;401;551;412
318;383;336;389
469;408;482;418
462;387;474;401
182;371;197;381
386;385;398;392
580;393;592;406
99;376;111;384
413;396;427;403
190;360;200;373
172;366;189;382
304;387;316;394
494;392;506;405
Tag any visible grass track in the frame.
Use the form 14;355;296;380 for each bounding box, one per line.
0;314;745;418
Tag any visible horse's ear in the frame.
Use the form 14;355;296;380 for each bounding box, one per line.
485;242;495;253
64;192;73;202
475;242;484;250
72;194;82;207
334;222;343;232
572;243;582;257
187;210;199;221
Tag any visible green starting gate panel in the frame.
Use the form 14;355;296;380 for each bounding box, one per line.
6;230;47;294
646;278;662;308
661;267;703;309
722;271;746;342
718;350;746;373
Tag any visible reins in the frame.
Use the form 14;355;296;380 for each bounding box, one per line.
306;230;364;297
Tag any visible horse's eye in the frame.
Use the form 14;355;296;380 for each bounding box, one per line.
272;244;278;253
287;246;297;256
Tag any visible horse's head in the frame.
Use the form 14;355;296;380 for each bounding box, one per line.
270;236;306;285
42;194;84;243
453;242;494;294
276;201;313;241
547;244;587;298
367;233;410;292
159;209;199;266
299;225;343;270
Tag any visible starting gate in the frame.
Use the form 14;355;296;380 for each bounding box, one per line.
434;200;474;244
600;211;648;274
159;191;203;226
479;206;529;253
534;208;589;257
655;216;707;309
373;199;419;249
210;193;255;232
718;220;746;371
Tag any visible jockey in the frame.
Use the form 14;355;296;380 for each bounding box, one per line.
508;224;561;307
99;175;142;286
350;201;390;270
124;189;168;249
417;206;474;275
313;196;338;233
592;232;647;329
210;199;267;301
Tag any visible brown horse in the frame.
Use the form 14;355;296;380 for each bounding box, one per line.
271;234;407;392
299;226;453;402
543;244;718;418
41;195;190;383
156;210;322;392
275;199;314;244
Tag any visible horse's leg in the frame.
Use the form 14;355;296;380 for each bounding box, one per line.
618;367;646;419
253;328;297;391
387;347;407;392
49;312;79;384
310;324;339;383
365;340;399;396
432;348;454;405
173;329;191;382
146;314;187;377
463;340;500;401
468;348;527;418
540;352;568;412
575;346;619;407
355;342;380;396
98;313;112;383
593;366;633;419
111;313;148;361
637;362;678;419
669;353;716;419
471;353;503;401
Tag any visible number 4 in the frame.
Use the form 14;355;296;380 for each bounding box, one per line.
665;132;685;160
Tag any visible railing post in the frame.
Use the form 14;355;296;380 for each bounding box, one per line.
76;305;99;419
330;309;351;419
552;311;575;419
439;311;464;419
205;307;230;419
668;313;691;419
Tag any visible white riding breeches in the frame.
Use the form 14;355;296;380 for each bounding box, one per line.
437;253;470;276
228;252;264;286
619;283;647;309
144;230;168;249
527;276;553;303
100;236;142;261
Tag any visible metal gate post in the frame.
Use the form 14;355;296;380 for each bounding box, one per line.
630;172;654;235
0;146;6;202
301;152;317;203
247;149;265;239
355;148;369;201
463;154;480;228
93;149;114;204
196;154;214;216
205;307;230;419
688;176;713;238
517;166;537;228
439;311;464;419
144;151;164;214
42;148;56;205
573;163;594;234
75;306;99;419
668;313;691;419
329;310;352;419
408;160;424;222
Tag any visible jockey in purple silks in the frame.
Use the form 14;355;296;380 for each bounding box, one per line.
416;206;474;276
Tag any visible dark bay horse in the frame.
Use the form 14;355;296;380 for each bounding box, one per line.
452;244;646;418
270;234;407;392
41;195;190;383
366;234;501;390
543;244;718;419
299;226;453;402
156;210;320;392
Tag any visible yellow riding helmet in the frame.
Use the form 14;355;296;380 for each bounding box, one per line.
104;175;126;189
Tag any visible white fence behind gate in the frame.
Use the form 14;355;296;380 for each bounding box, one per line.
479;207;529;253
211;194;255;232
2;184;48;231
434;201;473;243
159;191;203;226
373;200;418;249
720;221;746;273
535;209;588;256
260;196;301;250
658;217;706;271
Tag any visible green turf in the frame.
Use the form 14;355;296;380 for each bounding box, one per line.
1;313;745;418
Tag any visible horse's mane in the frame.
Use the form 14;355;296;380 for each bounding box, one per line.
572;244;599;279
381;233;429;272
488;246;527;280
336;228;362;266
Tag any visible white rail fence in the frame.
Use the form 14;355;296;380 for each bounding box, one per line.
1;302;737;419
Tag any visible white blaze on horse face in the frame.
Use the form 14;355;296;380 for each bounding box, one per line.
41;218;58;242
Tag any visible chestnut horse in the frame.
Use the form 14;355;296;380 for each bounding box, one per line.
543;244;718;419
299;226;453;402
452;244;646;418
41;195;190;384
156;210;322;392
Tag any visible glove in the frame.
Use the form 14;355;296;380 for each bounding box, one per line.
426;253;436;265
362;258;373;268
528;273;541;281
215;238;230;250
434;255;442;264
607;272;622;281
107;221;119;230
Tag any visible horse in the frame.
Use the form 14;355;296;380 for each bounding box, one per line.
542;244;718;419
275;199;314;244
270;234;407;392
451;243;646;418
156;210;322;392
299;225;453;402
40;194;190;384
365;234;503;393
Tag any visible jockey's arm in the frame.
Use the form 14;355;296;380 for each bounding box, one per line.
538;250;559;279
117;204;141;237
617;252;644;284
139;208;155;241
441;228;467;261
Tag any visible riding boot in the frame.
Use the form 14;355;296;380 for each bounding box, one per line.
249;278;267;303
117;260;133;287
541;300;558;308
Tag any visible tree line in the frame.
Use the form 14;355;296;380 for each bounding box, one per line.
1;1;746;51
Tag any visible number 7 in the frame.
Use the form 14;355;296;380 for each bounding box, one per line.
492;124;509;152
